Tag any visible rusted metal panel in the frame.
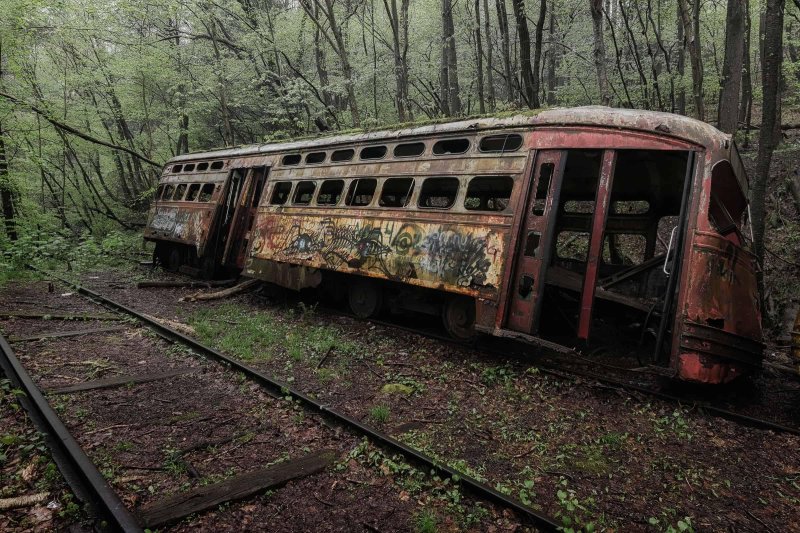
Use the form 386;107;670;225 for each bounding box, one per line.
676;231;763;383
143;203;218;255
245;213;507;298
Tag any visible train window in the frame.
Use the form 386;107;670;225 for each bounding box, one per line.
379;178;415;207
317;180;345;205
199;183;215;202
602;234;647;265
270;182;292;205
533;163;554;215
613;201;649;214
346;178;377;206
464;176;514;212
172;164;183;173
305;152;326;164
479;134;523;152
394;142;425;157
155;185;165;200
557;231;590;262
524;232;541;257
331;149;355;162
418;177;459;209
173;183;188;201
282;154;301;166
163;184;175;200
186;184;201;201
433;138;470;155
360;145;387;160
183;164;195;172
210;161;224;170
197;162;209;171
293;181;317;205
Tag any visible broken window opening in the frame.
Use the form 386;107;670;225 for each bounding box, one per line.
465;176;514;212
418;177;459;209
270;182;292;205
293;181;317;205
317;180;345;205
379;178;415;207
346;179;378;206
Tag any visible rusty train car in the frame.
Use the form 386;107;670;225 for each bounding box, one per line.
144;107;762;384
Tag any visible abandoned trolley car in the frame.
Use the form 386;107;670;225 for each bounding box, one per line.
144;106;762;384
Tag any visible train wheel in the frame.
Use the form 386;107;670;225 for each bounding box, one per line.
348;279;383;319
165;246;183;272
442;296;476;341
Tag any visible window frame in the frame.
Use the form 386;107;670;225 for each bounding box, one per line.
417;176;460;210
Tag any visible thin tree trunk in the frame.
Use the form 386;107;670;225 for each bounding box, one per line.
751;0;785;273
546;8;558;104
495;0;514;100
511;0;536;107
718;0;745;134
676;1;686;115
442;0;462;115
482;0;496;110
532;0;546;108
474;0;487;114
678;0;704;119
590;0;611;105
740;0;753;144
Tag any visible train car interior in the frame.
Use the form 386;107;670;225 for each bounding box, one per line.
535;149;692;361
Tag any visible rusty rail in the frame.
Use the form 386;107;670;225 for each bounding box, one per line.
0;334;143;532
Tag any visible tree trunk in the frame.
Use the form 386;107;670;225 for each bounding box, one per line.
532;0;546;108
442;0;462;115
676;1;686;115
482;0;496;110
717;0;745;134
474;0;486;114
751;0;785;273
590;0;611;105
495;0;514;101
678;0;704;119
546;8;558;104
0;125;16;241
739;0;753;143
511;0;536;107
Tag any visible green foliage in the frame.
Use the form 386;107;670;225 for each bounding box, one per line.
369;404;390;424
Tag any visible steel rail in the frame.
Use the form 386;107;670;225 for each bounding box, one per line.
363;317;800;436
32;267;562;531
0;334;144;533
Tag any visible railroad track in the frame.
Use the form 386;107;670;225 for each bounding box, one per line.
1;267;562;532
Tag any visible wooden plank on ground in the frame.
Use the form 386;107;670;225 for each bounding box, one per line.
137;449;337;528
8;325;130;343
0;312;121;321
46;368;196;395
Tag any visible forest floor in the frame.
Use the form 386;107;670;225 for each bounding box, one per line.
4;263;794;532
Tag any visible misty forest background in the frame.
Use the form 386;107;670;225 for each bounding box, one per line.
0;0;798;334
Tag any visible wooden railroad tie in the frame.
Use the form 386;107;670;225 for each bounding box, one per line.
136;449;337;529
8;325;130;343
45;368;197;395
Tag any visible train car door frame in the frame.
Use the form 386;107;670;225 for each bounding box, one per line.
222;166;269;268
505;149;566;334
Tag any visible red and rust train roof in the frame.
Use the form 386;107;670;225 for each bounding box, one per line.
168;106;732;164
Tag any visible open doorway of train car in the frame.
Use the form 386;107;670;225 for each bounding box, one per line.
509;148;693;363
221;166;268;270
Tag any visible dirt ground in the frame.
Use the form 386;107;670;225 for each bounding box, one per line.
30;265;794;532
0;280;528;532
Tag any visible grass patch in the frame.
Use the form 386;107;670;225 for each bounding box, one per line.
369;404;390;424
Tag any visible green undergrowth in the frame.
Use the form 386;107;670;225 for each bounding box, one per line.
188;303;360;366
0;229;148;285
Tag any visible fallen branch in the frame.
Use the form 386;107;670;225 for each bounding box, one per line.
137;279;237;289
140;314;196;336
0;90;162;168
180;279;260;302
0;311;120;321
0;493;49;510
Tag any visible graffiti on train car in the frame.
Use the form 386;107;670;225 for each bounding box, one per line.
251;216;505;290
